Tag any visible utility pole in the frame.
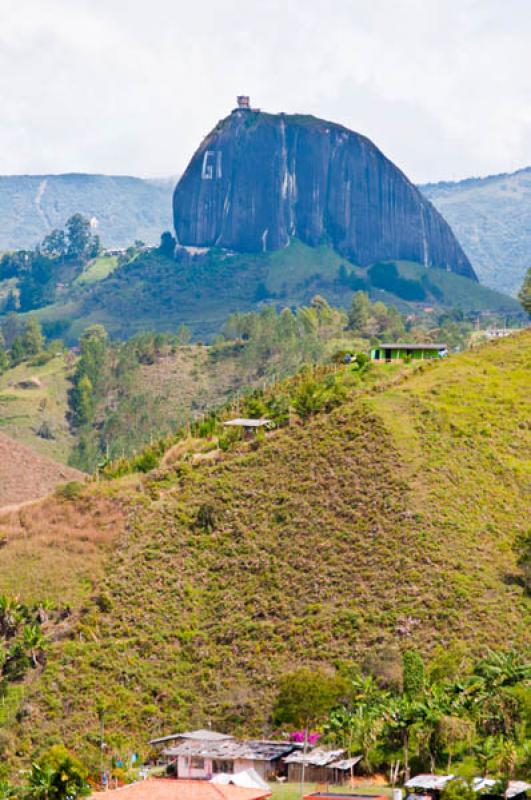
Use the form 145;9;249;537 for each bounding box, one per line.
300;727;308;799
98;707;106;788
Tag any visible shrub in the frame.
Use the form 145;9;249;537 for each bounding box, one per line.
132;450;159;473
55;481;85;501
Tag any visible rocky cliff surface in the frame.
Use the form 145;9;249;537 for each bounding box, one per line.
173;110;476;280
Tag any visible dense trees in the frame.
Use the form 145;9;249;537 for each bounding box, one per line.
273;669;347;731
0;317;47;369
347;291;406;340
0;213;100;313
315;649;530;781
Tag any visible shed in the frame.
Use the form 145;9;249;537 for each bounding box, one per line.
326;756;363;785
283;748;345;784
472;779;530;800
223;418;271;429
223;418;272;439
370;343;447;363
405;775;455;800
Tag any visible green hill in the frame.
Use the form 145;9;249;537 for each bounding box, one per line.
1;331;528;767
27;240;523;343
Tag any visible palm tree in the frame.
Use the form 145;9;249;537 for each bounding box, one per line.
26;762;55;800
416;686;450;771
472;736;499;777
22;624;46;668
476;650;531;690
385;695;422;782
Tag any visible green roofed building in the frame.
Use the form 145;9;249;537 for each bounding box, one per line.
370;343;448;363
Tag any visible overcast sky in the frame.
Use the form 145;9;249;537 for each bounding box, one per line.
1;0;530;183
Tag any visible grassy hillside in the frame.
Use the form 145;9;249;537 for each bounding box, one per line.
1;332;528;767
0;432;83;508
421;166;531;296
0;353;76;464
27;240;522;343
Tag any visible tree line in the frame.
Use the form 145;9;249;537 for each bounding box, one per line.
0;214;101;313
273;648;530;786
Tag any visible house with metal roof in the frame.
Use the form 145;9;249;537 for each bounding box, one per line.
149;730;233;748
370;343;448;363
162;736;297;782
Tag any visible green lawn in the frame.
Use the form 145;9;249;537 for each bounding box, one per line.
76;255;119;285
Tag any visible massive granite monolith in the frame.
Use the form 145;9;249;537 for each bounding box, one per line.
173;108;476;280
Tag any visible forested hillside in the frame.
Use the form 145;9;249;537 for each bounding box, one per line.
22;242;521;344
0;174;173;250
1;295;491;474
0;332;528;772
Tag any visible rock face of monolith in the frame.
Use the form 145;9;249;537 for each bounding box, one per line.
173;108;476;279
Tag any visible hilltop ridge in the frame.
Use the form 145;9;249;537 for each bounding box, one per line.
420;165;531;295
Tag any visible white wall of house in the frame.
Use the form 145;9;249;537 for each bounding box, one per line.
176;755;280;781
177;756;212;779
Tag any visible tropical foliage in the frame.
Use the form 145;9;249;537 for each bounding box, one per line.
321;649;530;781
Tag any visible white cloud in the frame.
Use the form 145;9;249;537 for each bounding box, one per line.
0;0;530;181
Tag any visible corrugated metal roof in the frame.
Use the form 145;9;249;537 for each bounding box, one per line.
377;343;447;350
326;756;362;770
180;730;234;741
163;739;295;762
472;779;530;798
223;418;271;427
149;730;233;745
405;775;455;790
284;748;345;767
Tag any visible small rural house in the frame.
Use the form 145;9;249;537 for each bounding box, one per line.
370;343;448;363
159;729;296;781
88;778;271;800
283;748;346;783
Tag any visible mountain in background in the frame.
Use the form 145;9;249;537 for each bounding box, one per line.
1;164;530;300
174;107;475;280
0;173;174;250
420;166;531;296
